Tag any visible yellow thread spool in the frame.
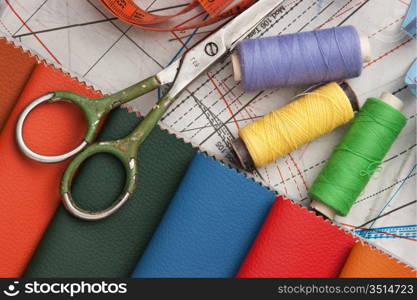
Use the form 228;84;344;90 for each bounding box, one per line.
234;82;356;168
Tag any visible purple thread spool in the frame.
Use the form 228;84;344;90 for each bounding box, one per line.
234;26;369;92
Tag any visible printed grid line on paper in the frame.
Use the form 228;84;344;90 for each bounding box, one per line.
1;0;415;267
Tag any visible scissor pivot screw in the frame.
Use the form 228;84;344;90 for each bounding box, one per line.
205;42;218;56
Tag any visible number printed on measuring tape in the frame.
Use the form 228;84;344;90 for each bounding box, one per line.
198;0;234;16
99;0;255;31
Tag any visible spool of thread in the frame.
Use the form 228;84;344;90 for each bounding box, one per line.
232;25;371;92
309;92;407;219
232;81;358;170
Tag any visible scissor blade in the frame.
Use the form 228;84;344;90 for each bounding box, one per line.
157;0;285;86
157;59;180;86
222;0;285;50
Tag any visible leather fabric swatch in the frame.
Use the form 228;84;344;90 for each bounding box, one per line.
0;38;37;131
237;196;357;278
339;242;416;278
25;109;197;277
133;153;276;278
0;63;101;277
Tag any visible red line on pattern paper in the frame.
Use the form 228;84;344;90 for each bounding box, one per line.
365;37;413;68
5;0;61;65
207;72;240;130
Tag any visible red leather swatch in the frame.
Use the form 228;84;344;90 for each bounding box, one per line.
0;38;37;131
237;196;357;278
339;242;416;278
0;62;101;277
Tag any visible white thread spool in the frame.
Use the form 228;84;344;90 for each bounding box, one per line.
379;91;404;111
359;33;372;63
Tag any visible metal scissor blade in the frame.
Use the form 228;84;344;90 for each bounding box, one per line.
157;0;285;87
222;0;285;50
156;59;180;86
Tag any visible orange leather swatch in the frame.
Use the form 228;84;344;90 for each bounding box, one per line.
339;242;416;278
0;62;102;277
0;38;37;131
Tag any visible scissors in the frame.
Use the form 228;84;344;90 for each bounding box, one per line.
16;0;283;220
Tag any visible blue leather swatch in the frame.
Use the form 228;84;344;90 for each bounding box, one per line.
132;153;276;278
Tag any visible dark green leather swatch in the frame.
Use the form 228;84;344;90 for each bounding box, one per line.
24;107;197;277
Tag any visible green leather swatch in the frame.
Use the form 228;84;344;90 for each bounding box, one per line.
24;107;196;277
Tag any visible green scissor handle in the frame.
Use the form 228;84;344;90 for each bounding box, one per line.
61;93;176;220
16;76;160;163
61;142;137;220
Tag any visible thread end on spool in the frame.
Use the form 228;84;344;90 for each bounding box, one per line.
231;137;255;171
339;81;360;112
310;199;336;220
231;51;242;82
380;92;404;111
359;33;371;63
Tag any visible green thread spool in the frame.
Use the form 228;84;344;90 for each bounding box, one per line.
308;93;407;217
